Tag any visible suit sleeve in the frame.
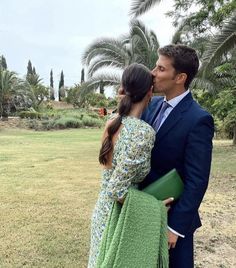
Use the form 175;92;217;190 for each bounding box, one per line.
168;114;214;235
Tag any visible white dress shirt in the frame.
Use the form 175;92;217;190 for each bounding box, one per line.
158;90;190;238
157;89;190;130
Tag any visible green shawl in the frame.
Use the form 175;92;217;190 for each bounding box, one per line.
96;188;169;268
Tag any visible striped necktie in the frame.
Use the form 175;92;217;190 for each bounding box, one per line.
153;101;170;131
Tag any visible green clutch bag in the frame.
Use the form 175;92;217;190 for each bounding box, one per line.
142;169;184;201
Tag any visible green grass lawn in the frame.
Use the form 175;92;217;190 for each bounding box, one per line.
0;128;102;268
0;129;235;267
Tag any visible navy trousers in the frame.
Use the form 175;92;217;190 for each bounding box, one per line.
169;233;194;268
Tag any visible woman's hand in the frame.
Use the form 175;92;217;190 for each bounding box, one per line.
118;198;124;204
117;87;125;102
163;197;174;211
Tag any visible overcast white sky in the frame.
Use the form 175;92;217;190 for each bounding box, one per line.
0;0;175;90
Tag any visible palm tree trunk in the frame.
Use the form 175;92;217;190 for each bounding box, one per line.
233;124;236;146
1;100;9;121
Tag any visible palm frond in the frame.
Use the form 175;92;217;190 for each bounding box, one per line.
79;73;121;99
171;18;190;44
149;30;159;49
129;19;159;68
82;38;129;67
190;77;216;93
130;19;150;49
202;11;236;69
129;0;161;18
0;69;17;96
87;58;124;77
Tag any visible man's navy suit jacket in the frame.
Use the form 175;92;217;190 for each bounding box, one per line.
139;93;214;235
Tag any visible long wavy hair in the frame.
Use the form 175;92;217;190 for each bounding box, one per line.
99;63;153;165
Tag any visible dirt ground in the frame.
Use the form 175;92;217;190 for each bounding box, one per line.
0;117;26;129
195;172;236;268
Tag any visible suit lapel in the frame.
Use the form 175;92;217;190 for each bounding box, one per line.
156;93;193;141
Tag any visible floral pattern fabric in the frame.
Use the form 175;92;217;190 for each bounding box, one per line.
88;116;155;268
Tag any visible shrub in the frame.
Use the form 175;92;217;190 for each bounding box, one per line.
27;119;39;129
85;93;108;107
87;112;100;119
41;119;55;130
53;117;84;129
18;108;104;130
82;116;103;128
19;111;42;119
107;98;118;108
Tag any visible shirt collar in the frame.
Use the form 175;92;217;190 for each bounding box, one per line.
164;89;190;108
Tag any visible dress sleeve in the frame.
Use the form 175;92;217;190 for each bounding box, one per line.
106;126;155;201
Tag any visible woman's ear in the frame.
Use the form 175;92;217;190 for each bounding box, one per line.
148;86;153;97
118;87;125;95
145;87;153;106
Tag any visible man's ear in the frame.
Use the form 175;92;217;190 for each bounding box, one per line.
176;73;187;85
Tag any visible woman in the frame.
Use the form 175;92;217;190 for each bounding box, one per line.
88;63;159;268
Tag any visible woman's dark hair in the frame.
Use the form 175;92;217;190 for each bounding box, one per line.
99;63;153;165
158;44;199;89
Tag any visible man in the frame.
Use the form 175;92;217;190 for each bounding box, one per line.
139;44;214;267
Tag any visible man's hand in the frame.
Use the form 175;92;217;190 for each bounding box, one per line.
168;230;178;249
163;197;174;212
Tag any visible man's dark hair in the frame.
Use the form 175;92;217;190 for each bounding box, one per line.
158;44;199;89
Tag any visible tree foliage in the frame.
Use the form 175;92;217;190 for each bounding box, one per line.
0;55;7;69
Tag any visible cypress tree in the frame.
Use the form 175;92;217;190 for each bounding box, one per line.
58;70;65;101
50;69;54;88
0;55;7;69
50;69;55;100
81;68;85;84
59;70;64;89
32;67;36;75
26;60;33;82
27;60;33;75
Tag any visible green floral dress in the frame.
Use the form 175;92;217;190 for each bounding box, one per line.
88;116;156;268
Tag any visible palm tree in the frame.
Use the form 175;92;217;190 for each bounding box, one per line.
0;69;30;120
82;19;159;93
24;72;49;109
26;73;42;86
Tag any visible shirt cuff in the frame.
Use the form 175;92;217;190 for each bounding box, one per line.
168;226;185;238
